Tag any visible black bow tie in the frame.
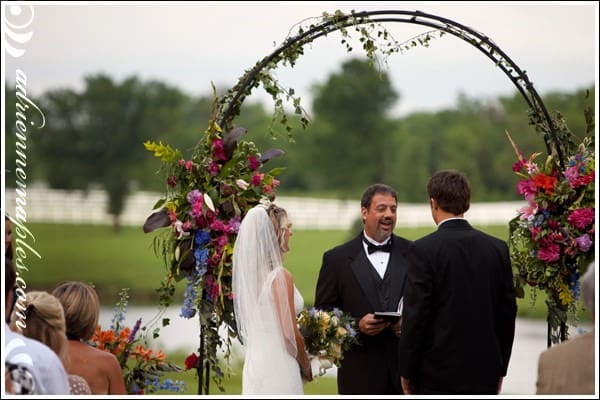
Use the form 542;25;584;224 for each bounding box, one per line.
364;237;392;254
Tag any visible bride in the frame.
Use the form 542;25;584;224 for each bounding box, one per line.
232;203;313;394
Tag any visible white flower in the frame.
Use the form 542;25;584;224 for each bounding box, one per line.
236;179;249;190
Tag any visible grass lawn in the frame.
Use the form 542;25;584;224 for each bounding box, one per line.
18;222;559;318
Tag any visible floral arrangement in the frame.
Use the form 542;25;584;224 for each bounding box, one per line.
143;111;285;389
506;130;595;344
89;289;185;394
297;307;360;368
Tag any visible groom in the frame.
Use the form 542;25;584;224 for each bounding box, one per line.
314;183;411;394
397;170;517;394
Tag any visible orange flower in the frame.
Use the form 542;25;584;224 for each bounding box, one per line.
533;173;557;195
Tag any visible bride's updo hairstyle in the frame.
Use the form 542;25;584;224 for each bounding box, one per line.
265;203;291;252
52;281;100;342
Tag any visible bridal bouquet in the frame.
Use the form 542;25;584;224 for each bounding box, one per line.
297;307;359;376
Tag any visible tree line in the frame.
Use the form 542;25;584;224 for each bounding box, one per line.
4;58;595;228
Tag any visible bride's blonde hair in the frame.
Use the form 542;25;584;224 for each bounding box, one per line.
265;203;290;252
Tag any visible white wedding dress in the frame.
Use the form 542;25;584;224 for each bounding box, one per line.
240;267;305;394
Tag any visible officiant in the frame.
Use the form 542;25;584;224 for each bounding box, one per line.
314;183;411;394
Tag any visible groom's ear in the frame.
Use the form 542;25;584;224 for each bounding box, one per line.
429;198;437;210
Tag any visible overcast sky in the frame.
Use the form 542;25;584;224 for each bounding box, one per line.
2;1;598;117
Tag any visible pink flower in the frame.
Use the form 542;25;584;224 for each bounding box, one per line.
263;185;274;195
567;208;595;230
209;219;226;232
272;178;280;188
167;176;177;187
519;202;537;221
517;179;537;197
248;155;260;171
209;161;220;176
212;139;227;161
575;234;593;252
251;172;264;186
185;160;194;171
537;242;561;263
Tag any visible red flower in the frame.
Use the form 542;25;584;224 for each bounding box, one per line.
184;352;200;370
533;173;557;195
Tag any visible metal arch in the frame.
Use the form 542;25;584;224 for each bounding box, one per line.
218;9;564;167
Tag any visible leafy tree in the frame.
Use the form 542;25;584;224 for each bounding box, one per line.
305;58;399;194
33;75;187;230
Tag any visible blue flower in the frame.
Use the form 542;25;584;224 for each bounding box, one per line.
180;278;197;319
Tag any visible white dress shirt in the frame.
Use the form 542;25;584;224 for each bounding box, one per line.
362;232;391;279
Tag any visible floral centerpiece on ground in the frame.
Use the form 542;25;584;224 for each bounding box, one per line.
89;289;185;394
297;307;360;376
143;107;285;389
506;126;595;344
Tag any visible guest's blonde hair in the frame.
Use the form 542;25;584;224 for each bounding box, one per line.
52;281;100;341
10;291;69;365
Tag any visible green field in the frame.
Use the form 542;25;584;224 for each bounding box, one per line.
18;222;555;316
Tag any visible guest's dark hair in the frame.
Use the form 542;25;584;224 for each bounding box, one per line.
5;215;13;261
427;170;471;215
361;184;398;209
5;257;16;301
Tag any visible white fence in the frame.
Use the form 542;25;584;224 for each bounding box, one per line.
3;187;525;229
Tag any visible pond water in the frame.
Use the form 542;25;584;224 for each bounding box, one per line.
99;307;593;395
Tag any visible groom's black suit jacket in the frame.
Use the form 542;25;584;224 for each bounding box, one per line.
314;233;411;394
398;219;517;394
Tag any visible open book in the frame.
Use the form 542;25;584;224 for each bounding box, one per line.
373;311;402;323
373;297;403;323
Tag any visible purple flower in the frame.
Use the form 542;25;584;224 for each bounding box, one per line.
187;189;203;204
575;234;593;252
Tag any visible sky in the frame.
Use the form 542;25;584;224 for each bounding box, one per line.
2;1;598;117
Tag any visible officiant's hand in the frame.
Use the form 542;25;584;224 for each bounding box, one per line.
359;313;390;336
391;317;403;337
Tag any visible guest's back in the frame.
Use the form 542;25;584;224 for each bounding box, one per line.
63;339;128;395
536;261;596;395
52;281;127;395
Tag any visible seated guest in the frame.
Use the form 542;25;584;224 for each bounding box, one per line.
536;261;595;394
52;281;127;395
9;290;92;395
4;258;70;395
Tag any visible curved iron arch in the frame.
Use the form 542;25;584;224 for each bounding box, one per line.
218;9;565;167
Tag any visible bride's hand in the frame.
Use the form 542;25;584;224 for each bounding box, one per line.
301;364;313;382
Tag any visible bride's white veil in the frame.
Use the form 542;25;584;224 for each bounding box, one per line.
232;204;298;359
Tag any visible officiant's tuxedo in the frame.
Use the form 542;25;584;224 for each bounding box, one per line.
398;219;517;394
314;232;411;394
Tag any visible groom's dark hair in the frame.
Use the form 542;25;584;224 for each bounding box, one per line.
427;170;471;215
